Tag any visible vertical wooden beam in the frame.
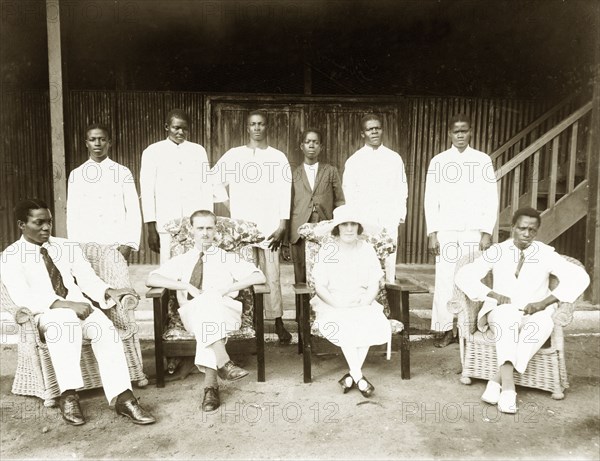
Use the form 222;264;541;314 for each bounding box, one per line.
531;151;540;208
584;64;600;303
46;0;67;237
512;165;521;212
567;122;578;193
548;137;559;209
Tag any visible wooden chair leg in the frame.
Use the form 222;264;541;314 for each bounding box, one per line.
296;294;303;355
400;290;411;380
300;293;312;383
255;291;266;382
152;293;167;388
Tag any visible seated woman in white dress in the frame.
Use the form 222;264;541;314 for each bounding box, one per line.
310;205;391;397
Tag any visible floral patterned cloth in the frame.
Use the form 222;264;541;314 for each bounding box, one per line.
298;221;404;336
162;216;264;341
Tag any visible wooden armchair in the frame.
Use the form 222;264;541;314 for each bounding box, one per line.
293;221;412;383
146;217;269;388
0;243;147;408
448;250;584;399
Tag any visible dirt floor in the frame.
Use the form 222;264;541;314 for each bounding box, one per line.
1;334;599;460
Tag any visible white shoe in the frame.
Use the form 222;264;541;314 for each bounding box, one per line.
497;390;518;414
481;381;502;405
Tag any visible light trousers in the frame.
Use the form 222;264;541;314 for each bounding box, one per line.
37;307;131;404
431;229;481;332
255;247;283;319
486;304;555;373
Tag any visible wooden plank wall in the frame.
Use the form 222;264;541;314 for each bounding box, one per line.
2;90;563;264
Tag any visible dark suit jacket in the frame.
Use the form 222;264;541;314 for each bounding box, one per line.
290;162;345;244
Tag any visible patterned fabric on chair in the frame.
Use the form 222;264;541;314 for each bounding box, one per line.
147;216;269;386
0;244;147;408
448;250;584;399
294;221;407;383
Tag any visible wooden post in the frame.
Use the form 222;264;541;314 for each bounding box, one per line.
584;60;600;303
46;0;67;237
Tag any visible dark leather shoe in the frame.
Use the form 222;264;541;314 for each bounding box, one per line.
59;394;85;426
356;377;375;398
276;324;292;344
434;330;458;348
115;397;156;425
202;387;220;411
217;361;249;381
338;373;355;394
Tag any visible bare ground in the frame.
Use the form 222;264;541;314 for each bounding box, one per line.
1;335;599;460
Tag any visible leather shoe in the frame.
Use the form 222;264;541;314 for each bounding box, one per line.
116;397;156;425
59;394;85;426
356;376;375;398
217;360;249;381
202;387;220;412
434;330;458;348
275;321;292;344
338;373;355;394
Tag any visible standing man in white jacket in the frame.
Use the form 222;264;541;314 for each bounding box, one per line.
342;114;408;282
67;124;141;260
140;109;226;263
424;114;498;347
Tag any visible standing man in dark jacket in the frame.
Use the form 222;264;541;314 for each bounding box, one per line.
290;129;345;283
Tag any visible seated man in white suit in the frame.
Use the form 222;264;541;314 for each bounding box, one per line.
455;207;589;414
146;209;266;412
1;199;156;426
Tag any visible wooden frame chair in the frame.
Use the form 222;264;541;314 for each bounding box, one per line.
0;243;148;408
448;250;584;399
146;217;269;388
293;222;413;383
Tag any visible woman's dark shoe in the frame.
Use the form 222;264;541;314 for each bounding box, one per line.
356;377;375;398
338;373;355;394
275;318;292;344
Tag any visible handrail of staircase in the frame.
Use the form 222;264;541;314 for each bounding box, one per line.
495;101;592;180
490;93;578;163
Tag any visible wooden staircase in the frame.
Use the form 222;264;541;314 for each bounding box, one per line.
492;95;593;244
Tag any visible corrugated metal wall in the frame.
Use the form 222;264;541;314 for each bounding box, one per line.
3;90;558;264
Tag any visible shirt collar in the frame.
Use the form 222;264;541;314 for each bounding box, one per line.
508;239;539;257
304;162;319;169
449;145;473;155
18;235;55;252
84;157;113;166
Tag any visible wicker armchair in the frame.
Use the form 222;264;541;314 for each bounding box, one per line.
448;250;584;400
0;243;147;408
293;221;409;383
146;216;269;388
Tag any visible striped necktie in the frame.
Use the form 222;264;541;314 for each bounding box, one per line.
187;252;204;300
40;246;68;298
515;250;525;278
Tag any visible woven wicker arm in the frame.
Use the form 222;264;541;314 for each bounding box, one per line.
549;255;585;327
448;251;485;336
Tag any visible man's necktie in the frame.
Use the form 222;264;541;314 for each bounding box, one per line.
40;247;68;298
515;250;525;278
187;252;204;300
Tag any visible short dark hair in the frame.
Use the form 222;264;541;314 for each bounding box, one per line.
190;209;217;225
301;129;323;144
448;113;472;129
247;110;268;124
85;123;110;139
512;207;541;226
360;113;382;131
14;198;49;223
166;109;190;125
331;222;364;236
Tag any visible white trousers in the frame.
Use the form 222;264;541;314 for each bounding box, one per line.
486;304;555;373
159;232;173;264
431;229;481;332
255;247;283;319
37;307;132;404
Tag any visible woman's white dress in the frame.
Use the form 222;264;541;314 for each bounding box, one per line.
310;240;391;348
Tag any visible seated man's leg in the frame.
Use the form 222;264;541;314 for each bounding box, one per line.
514;307;555;374
81;309;131;404
38;308;85;393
